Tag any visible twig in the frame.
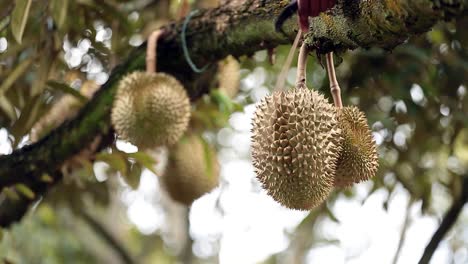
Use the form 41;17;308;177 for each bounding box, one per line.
81;210;135;264
418;176;468;264
392;198;413;264
180;206;194;264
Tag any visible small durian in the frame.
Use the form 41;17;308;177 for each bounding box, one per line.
334;106;379;187
161;134;219;205
111;71;191;149
251;87;342;210
218;55;240;98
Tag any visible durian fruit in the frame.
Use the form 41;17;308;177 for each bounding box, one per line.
161;134;219;205
218;55;240;98
251;87;343;210
111;71;191;149
334;106;379;187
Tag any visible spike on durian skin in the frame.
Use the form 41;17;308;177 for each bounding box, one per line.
334;106;379;188
161;134;220;205
251;87;342;210
111;71;191;149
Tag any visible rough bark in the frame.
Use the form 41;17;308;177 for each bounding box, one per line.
0;0;466;227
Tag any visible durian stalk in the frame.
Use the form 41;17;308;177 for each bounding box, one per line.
146;30;164;73
326;52;343;108
296;42;309;89
274;30;302;91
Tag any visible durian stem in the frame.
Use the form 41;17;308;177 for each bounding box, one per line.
326;52;343;108
296;42;309;89
146;30;164;73
274;30;301;91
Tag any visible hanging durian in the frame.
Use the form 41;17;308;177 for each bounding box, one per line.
161;134;219;205
251;87;342;210
218;55;240;98
111;72;190;149
111;29;191;149
334;106;379;187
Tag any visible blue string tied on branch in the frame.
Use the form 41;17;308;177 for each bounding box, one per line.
181;10;210;73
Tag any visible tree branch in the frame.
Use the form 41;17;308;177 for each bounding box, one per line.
392;198;413;264
0;0;466;227
418;176;468;264
81;210;135;264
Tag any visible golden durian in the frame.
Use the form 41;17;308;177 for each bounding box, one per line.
218;55;240;98
251;87;342;210
161;134;219;205
111;71;191;149
334;106;379;187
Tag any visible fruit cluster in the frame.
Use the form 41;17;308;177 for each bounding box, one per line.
251;44;379;210
251;87;379;210
110;38;240;205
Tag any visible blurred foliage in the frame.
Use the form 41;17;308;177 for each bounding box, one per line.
0;0;467;263
0;205;97;263
338;18;468;214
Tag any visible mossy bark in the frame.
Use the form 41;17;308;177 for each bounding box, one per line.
0;0;466;227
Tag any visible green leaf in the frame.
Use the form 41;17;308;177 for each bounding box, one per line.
46;81;88;103
95;152;128;176
125;163;142;189
200;136;215;180
2;187;20;201
15;184;35;199
210;89;235;114
454;128;468;165
50;0;68;30
10;0;32;44
40;173;54;183
325;204;340;223
0;56;34;96
10;95;42;146
0;96;17;121
31;54;53;96
127;152;157;174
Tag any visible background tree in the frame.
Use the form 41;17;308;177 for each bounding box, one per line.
0;0;467;263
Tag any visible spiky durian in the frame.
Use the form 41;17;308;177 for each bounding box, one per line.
161;134;219;205
334;106;379;187
251;87;342;210
218;55;240;98
111;71;191;149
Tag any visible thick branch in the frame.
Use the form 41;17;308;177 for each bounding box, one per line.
0;0;466;227
418;177;468;264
